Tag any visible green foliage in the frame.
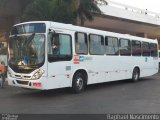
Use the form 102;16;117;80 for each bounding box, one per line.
51;0;76;24
18;0;101;25
22;0;76;24
0;0;8;7
22;0;54;21
76;0;101;25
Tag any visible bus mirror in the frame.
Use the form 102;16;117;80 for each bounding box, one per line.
49;29;56;34
49;29;56;40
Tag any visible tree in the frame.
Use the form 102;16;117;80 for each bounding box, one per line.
22;0;75;24
74;0;102;26
22;0;54;21
0;0;34;14
51;0;76;24
0;0;9;7
21;0;102;25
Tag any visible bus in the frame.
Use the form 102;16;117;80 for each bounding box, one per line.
8;21;159;93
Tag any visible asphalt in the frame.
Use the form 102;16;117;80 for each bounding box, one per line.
0;73;160;114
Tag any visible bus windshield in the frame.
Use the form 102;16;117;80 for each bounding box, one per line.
8;34;45;73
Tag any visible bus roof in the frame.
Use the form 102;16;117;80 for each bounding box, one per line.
13;21;158;43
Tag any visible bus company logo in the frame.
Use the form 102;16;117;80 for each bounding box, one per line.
80;56;85;62
74;55;80;64
74;55;93;64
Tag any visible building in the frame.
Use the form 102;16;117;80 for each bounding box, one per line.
0;0;160;49
85;0;160;48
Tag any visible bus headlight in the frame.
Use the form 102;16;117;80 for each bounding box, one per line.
31;69;44;80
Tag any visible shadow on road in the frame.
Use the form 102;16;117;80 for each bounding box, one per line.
10;88;73;99
7;76;154;99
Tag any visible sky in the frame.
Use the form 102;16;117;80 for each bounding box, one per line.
109;0;160;13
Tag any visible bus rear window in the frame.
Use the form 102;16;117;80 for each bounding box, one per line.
11;23;46;35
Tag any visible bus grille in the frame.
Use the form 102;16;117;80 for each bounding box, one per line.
16;80;29;85
15;75;31;79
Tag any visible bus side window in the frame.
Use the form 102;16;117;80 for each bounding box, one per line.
142;42;150;57
119;38;131;56
52;35;60;55
59;34;72;55
75;32;88;54
48;33;60;55
48;33;53;54
48;33;72;62
89;34;105;55
105;36;119;55
131;40;141;56
150;43;158;57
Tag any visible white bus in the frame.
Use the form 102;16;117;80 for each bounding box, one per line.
8;21;159;93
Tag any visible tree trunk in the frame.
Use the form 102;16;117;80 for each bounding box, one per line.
75;0;81;25
80;18;85;26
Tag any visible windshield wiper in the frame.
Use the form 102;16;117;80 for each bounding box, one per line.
24;33;35;46
22;33;35;52
18;33;35;65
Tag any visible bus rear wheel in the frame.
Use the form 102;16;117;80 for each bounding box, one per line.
72;72;85;93
132;68;140;82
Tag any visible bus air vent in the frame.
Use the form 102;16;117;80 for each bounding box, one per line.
16;80;29;85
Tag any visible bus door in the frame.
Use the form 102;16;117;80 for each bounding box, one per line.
47;29;73;89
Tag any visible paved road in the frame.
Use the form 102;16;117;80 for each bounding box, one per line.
0;73;160;114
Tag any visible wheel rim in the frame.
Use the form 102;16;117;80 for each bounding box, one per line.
134;71;139;80
76;77;83;90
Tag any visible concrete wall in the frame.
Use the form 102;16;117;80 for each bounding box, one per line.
98;0;160;25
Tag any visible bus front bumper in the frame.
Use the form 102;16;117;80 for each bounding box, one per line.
8;78;46;90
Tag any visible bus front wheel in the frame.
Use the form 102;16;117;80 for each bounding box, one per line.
132;68;140;82
72;72;85;93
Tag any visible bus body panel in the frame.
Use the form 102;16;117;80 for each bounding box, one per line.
7;21;159;90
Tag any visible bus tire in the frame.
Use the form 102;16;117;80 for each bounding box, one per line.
132;68;140;82
72;72;85;93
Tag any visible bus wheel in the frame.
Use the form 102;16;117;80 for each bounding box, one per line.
72;72;85;93
132;68;140;82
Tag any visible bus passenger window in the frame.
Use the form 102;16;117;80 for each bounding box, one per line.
75;32;88;54
89;34;105;55
59;35;72;55
119;38;131;56
105;37;119;55
48;33;72;62
52;35;60;55
150;43;158;57
142;42;150;57
131;40;141;56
